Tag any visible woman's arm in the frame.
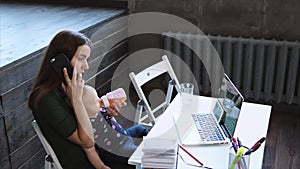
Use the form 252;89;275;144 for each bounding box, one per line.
63;68;107;168
68;100;94;147
68;99;110;169
70;99;110;169
84;147;110;169
63;68;94;147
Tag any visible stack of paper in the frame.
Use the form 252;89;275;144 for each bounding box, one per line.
141;138;178;169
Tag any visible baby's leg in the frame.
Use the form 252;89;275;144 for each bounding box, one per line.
125;125;149;138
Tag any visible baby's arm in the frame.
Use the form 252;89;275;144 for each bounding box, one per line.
100;107;117;122
84;147;110;169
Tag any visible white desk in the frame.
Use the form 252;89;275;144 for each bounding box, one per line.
128;95;272;169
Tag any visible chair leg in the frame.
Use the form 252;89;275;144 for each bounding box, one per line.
164;79;176;111
45;159;52;169
45;154;54;169
145;107;156;126
135;100;144;126
135;100;155;127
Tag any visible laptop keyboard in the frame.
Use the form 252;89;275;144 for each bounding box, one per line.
192;114;225;142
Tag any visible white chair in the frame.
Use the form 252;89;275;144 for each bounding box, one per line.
32;120;63;169
129;55;180;127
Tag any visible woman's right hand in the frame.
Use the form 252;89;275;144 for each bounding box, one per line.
63;67;85;105
101;165;111;169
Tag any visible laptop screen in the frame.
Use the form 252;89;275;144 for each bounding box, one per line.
212;99;223;122
217;74;244;138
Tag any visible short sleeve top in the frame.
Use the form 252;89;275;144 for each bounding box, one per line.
32;86;94;169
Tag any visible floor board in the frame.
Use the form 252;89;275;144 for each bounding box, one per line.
263;103;300;169
0;2;126;68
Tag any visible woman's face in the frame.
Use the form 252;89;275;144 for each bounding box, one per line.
71;45;91;73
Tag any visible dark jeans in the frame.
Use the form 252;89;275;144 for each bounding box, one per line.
95;144;134;169
96;125;148;169
126;125;149;138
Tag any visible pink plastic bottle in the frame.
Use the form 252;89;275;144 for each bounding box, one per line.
99;88;127;107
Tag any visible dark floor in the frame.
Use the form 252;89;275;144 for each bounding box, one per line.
262;102;300;169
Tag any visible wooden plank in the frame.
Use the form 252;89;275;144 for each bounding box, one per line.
86;38;129;87
95;55;128;96
1;78;35;115
2;0;128;8
92;41;129;90
0;136;9;162
0;156;10;169
0;119;9;160
94;39;128;74
18;149;45;169
0;118;10;168
0;51;42;95
88;26;128;66
84;27;128;84
262;109;279;168
88;13;128;44
0;117;5;137
0;98;3;116
7;118;35;153
88;22;128;62
2;6;120;57
10;135;43;169
0;118;8;166
262;103;300;168
4;102;33;132
0;2;126;67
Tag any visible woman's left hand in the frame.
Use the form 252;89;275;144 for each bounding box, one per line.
106;100;127;117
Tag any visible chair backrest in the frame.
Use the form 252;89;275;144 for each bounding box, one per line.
129;55;180;126
32;120;63;169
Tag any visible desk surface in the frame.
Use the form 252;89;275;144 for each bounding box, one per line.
128;95;272;169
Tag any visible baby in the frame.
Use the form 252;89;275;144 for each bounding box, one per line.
82;85;148;158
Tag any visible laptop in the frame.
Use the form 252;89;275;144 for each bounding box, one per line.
175;74;244;145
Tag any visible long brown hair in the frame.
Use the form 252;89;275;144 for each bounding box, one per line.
28;30;92;110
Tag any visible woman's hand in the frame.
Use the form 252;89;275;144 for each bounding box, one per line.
63;67;84;104
106;100;127;117
101;165;111;169
64;67;94;147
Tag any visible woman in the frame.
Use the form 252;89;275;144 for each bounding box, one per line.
28;30;120;169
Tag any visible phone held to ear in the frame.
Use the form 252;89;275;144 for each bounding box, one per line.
50;53;73;85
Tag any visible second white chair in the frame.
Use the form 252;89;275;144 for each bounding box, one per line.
129;55;180;127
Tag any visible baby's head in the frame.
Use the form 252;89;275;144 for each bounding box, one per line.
82;85;100;117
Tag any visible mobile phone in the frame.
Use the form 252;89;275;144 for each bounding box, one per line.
50;53;73;85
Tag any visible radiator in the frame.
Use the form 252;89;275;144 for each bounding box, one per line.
163;32;300;105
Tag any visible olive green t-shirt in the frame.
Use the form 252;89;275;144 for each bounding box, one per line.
32;87;94;169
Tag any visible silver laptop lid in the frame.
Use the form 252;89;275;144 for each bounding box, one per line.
217;74;244;138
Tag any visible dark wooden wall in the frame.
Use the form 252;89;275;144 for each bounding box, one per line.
3;0;128;8
129;0;300;41
127;0;300;106
0;2;128;169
